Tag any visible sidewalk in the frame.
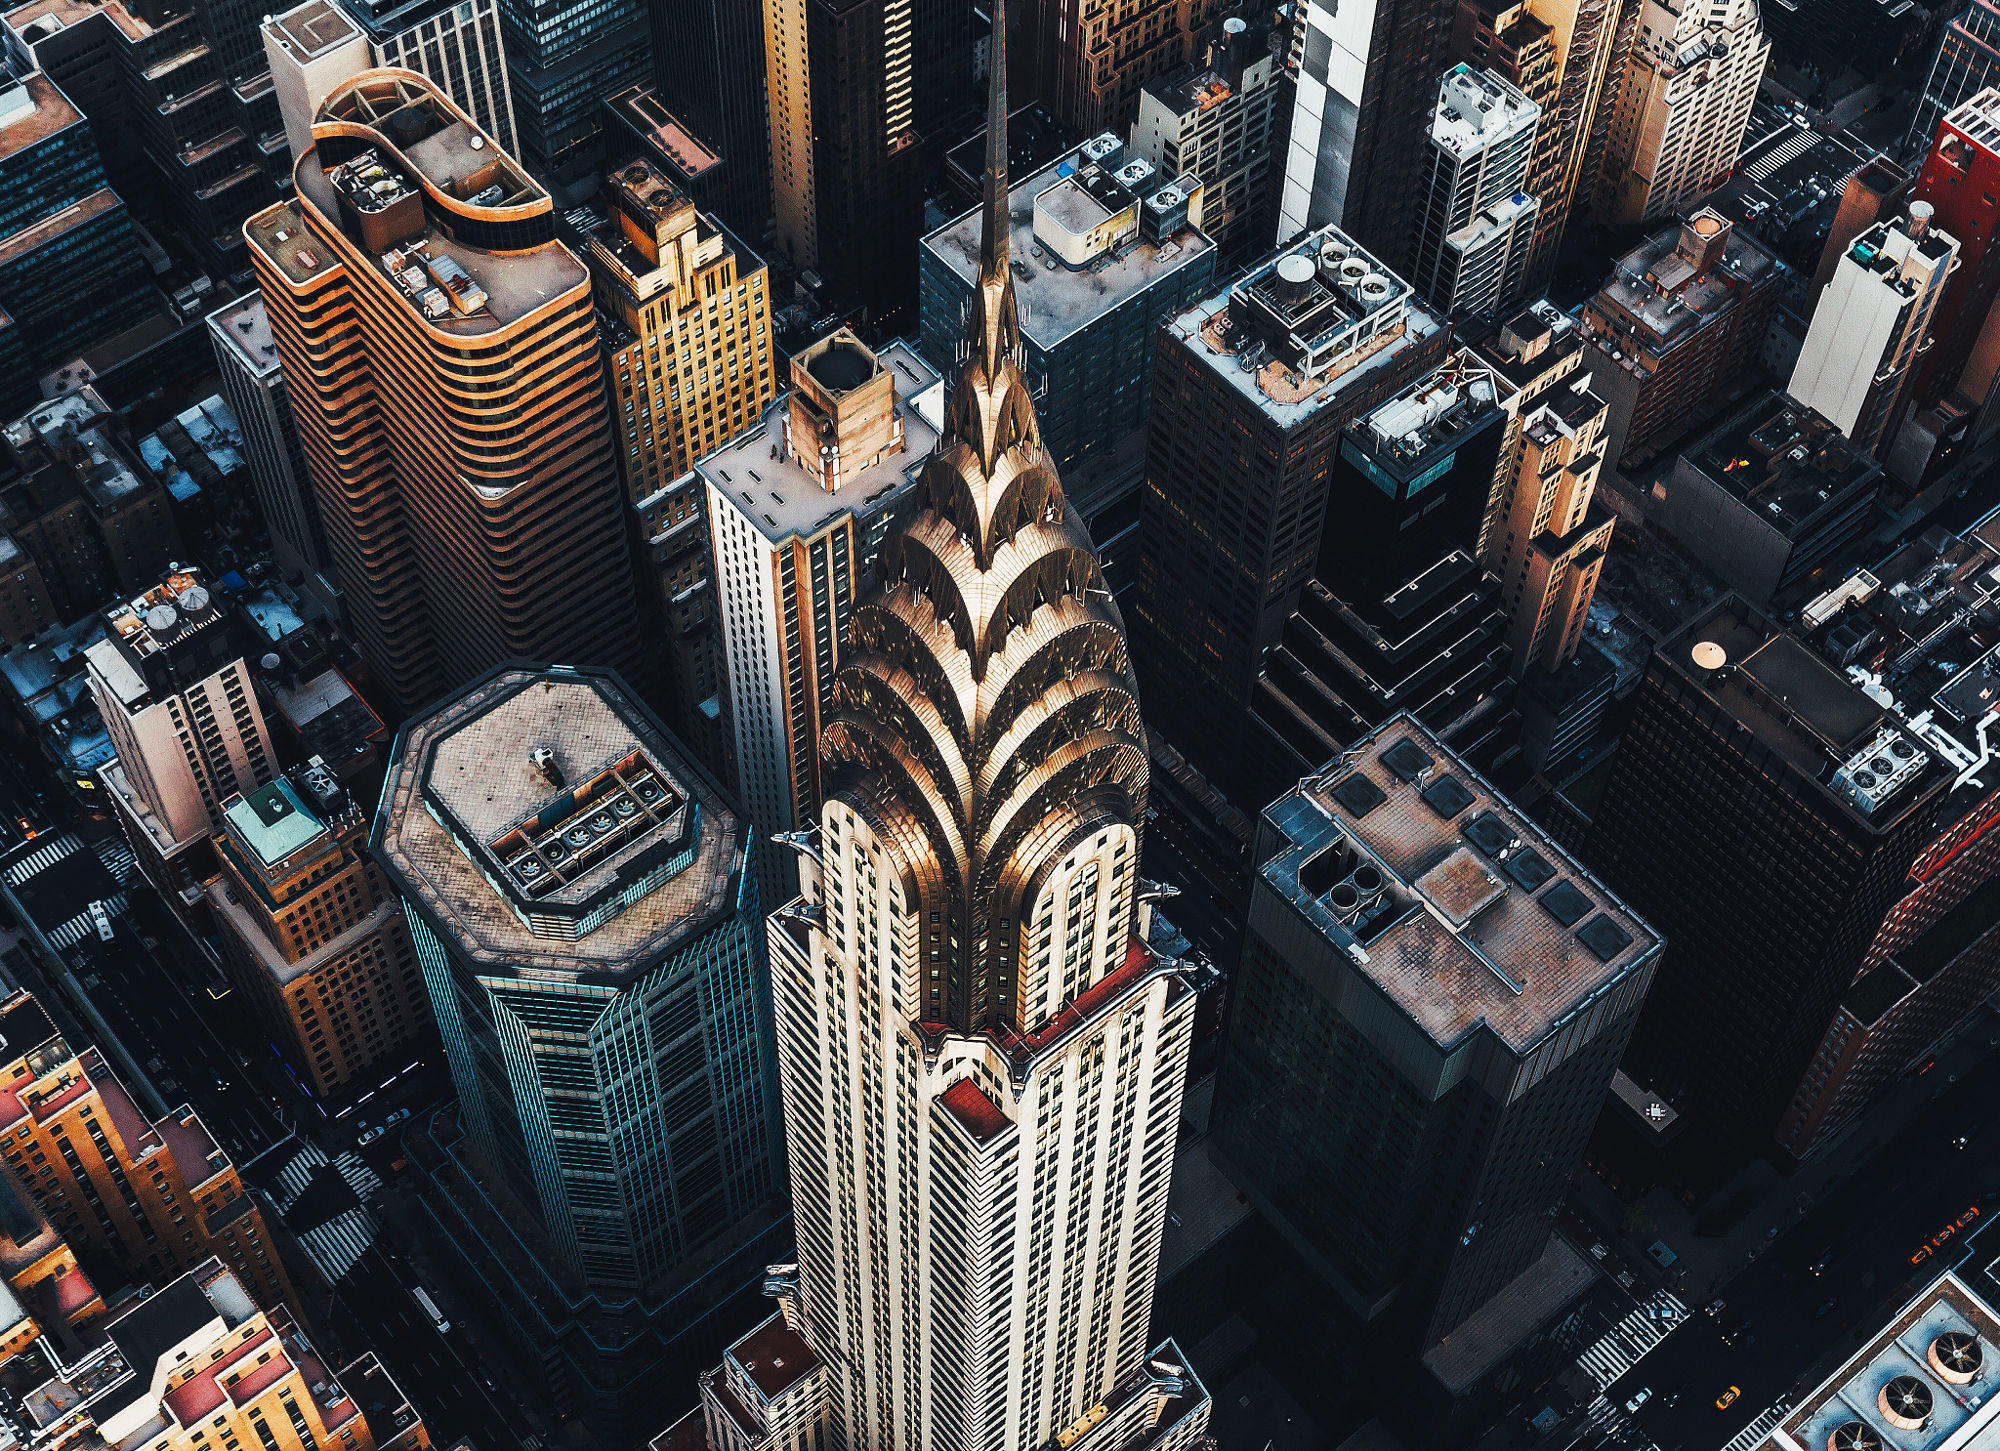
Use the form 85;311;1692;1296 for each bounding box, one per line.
1576;1003;2000;1302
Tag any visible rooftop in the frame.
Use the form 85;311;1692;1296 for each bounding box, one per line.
1766;1272;2000;1451
726;1315;820;1402
261;0;359;59
1581;210;1782;364
1356;353;1509;473
4;387;153;514
1169;225;1442;429
222;778;325;870
1261;713;1659;1054
1664;596;1947;827
205;295;282;380
0;69;80;164
283;73;581;337
922;135;1213;351
373;666;745;983
696;340;940;544
1429;64;1538;156
86;568;225;705
606;86;720;182
1687;390;1882;534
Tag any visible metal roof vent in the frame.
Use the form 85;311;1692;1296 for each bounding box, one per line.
1828;1423;1881;1451
530;745;564;788
1930;1330;1983;1384
1879;1375;1933;1430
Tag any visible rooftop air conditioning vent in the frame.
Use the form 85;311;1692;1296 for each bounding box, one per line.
1931;1330;1983;1384
613;796;639;818
1879;1375;1933;1430
1829;1423;1881;1451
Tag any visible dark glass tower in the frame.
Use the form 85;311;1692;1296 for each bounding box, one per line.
1213;713;1659;1351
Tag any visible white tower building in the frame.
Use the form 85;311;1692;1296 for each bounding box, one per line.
1411;65;1541;318
1595;0;1768;227
662;9;1215;1451
1790;204;1960;456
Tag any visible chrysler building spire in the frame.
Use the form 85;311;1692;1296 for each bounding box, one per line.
664;29;1213;1451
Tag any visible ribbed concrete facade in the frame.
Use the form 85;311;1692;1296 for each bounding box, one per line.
245;69;642;715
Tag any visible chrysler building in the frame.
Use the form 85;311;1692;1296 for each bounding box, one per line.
654;5;1215;1451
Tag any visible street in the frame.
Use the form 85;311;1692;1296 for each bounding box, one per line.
1575;1040;2000;1451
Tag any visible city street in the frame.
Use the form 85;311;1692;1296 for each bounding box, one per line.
1577;1043;2000;1451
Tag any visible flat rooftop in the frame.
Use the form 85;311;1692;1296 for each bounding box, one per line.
922;142;1214;351
607;85;721;181
1585;217;1779;361
1169;233;1443;430
1767;1273;2000;1451
1688;390;1881;534
1430;64;1537;156
696;340;940;545
223;778;325;870
1664;596;1946;827
262;0;359;59
373;666;744;983
244;202;338;286
0;187;123;270
1264;713;1658;1055
0;70;80;163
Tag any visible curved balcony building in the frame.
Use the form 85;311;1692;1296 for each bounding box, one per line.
244;70;642;716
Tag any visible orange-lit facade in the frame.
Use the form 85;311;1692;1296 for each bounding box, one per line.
0;992;300;1320
207;771;430;1101
243;68;643;717
1012;0;1213;134
587;156;776;774
0;1255;428;1451
1476;301;1613;675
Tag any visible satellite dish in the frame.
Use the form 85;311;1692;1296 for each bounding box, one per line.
261;653;282;671
1690;640;1727;670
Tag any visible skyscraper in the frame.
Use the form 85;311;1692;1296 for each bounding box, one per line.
0;67;152;414
587;155;777;777
89;568;279;909
1410;64;1539;318
1012;0;1207;135
1584;596;1956;1174
1594;0;1766;227
1273;0;1461;264
1908;90;2000;416
764;0;926;320
375;663;785;1434
648;0;770;239
703;332;940;900
661;25;1214;1451
1131;223;1446;796
1213;715;1658;1352
1790;205;1959;457
245;70;645;717
1905;0;2000;162
207;294;331;610
1473;300;1613;677
209;764;430;1100
1451;0;1621;290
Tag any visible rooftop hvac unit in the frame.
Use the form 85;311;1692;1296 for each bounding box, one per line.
1832;728;1929;813
1827;1423;1881;1451
1115;158;1156;192
1079;132;1124;171
1878;1375;1933;1431
1930;1330;1983;1384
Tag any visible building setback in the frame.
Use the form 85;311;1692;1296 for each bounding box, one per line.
1474;301;1613;678
245;70;644;719
1214;716;1658;1359
1011;0;1208;134
1410;63;1539;320
1132;223;1445;800
586;154;777;779
1451;0;1621;291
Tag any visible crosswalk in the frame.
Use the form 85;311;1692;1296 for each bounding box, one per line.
1743;127;1818;182
1720;1405;1787;1451
1576;1289;1689;1389
269;1139;380;1286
